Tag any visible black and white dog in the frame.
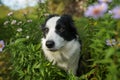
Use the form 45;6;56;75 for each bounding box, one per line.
41;14;81;75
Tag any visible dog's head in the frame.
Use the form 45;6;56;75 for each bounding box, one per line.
41;14;78;51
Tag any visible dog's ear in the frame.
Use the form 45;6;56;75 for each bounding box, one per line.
60;14;78;35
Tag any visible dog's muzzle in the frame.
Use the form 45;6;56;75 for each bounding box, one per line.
45;40;56;51
45;40;58;51
46;40;55;48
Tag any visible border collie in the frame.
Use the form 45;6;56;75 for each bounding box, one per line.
41;14;81;75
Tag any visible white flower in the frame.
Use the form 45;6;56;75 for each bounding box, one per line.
17;21;22;25
17;28;22;32
11;20;17;25
7;12;13;16
44;13;49;16
26;36;30;39
4;21;9;25
108;10;112;14
27;19;32;23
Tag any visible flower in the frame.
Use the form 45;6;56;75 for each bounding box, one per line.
106;39;116;46
0;40;5;52
11;20;17;25
84;3;108;19
17;28;22;32
7;12;13;16
98;0;112;3
26;36;30;39
108;10;112;14
4;21;9;25
111;6;120;19
44;13;50;17
17;21;22;25
27;19;32;23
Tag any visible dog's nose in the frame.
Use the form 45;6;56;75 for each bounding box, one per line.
46;40;55;48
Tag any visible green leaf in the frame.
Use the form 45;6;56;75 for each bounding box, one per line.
14;38;26;44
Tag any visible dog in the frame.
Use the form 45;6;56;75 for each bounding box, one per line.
41;14;81;75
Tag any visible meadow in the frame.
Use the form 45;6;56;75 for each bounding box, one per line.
0;0;120;80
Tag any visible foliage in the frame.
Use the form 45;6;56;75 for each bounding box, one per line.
76;0;120;80
0;6;10;19
0;0;120;80
2;2;68;80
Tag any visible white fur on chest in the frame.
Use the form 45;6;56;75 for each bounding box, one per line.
42;39;80;74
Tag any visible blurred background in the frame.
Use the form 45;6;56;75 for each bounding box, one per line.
0;0;89;18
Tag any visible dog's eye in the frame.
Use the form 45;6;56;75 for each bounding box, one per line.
44;28;49;33
58;27;65;32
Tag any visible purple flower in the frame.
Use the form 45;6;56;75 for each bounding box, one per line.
111;6;120;19
98;0;112;3
106;39;116;46
0;40;5;52
84;3;108;19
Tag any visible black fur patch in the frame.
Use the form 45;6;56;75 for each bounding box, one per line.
41;14;78;41
55;14;78;41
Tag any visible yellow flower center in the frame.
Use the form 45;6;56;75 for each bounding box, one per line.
118;10;120;15
0;44;3;48
110;40;112;44
102;0;109;2
93;9;101;15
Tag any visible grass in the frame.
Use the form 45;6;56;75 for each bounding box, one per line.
0;6;10;19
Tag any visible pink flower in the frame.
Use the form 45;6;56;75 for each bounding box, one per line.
84;3;108;19
111;6;120;19
0;40;5;52
98;0;112;3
